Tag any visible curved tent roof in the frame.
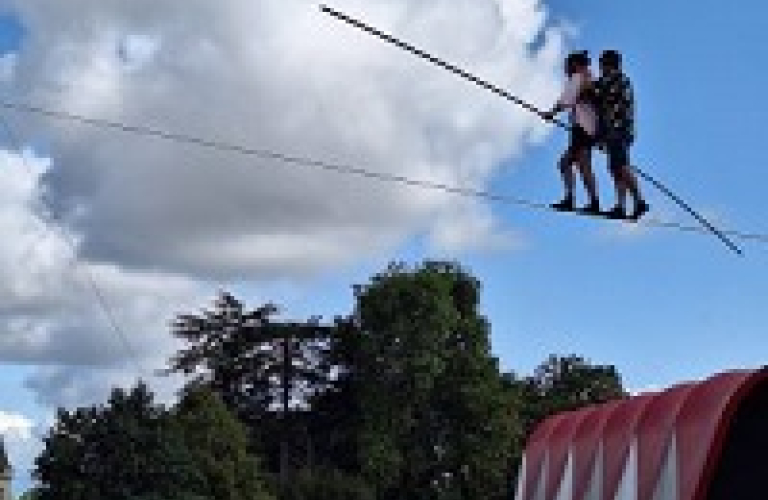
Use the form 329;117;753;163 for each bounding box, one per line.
513;367;768;500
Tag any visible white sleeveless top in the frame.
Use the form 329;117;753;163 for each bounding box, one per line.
557;71;597;137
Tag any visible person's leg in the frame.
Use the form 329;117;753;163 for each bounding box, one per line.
552;151;576;209
614;141;649;220
611;169;627;208
561;152;576;197
576;148;600;211
552;129;581;209
606;139;628;217
624;167;643;204
573;127;599;211
627;167;649;220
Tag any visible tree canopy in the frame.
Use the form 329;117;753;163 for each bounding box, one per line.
28;260;626;500
33;382;272;500
350;261;518;500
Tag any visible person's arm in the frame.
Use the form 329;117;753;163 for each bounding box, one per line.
623;79;635;119
542;103;565;121
542;74;579;120
622;77;635;141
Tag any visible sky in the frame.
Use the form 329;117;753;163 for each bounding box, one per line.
0;0;766;494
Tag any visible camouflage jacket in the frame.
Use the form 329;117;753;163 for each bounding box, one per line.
594;69;635;143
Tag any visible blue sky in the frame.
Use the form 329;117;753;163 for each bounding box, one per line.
255;0;768;386
484;0;768;384
213;0;768;391
1;0;767;494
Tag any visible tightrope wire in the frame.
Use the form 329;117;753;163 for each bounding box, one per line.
1;99;766;245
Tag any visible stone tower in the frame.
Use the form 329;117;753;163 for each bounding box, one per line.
0;438;11;500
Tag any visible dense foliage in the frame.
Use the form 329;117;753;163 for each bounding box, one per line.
30;260;625;500
33;383;272;500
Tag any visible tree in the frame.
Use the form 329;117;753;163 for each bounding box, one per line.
33;382;197;500
281;468;374;500
166;293;282;424
515;354;626;437
173;385;273;500
129;495;209;500
304;317;365;475
159;266;628;500
166;292;332;479
352;261;518;500
18;490;42;500
33;382;273;500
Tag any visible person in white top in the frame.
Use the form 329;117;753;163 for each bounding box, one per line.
542;51;600;214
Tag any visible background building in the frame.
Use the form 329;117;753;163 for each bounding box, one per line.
0;439;10;500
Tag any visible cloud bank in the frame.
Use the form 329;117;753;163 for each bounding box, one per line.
0;0;568;410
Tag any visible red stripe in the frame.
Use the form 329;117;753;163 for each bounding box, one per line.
636;383;697;500
601;393;654;500
571;401;621;500
524;414;568;500
544;407;593;500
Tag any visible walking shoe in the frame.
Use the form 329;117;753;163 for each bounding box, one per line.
629;200;650;221
581;200;601;215
605;205;626;219
551;196;574;211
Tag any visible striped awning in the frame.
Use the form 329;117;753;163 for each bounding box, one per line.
513;367;768;500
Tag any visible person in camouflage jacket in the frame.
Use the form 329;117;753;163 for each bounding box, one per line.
593;50;649;220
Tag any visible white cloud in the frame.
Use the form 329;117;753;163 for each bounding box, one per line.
0;149;205;407
0;0;569;409
0;411;33;440
7;0;565;278
0;410;39;489
428;199;526;254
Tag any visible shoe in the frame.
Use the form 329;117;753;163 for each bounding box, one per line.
629;200;650;221
551;196;574;211
605;205;626;219
581;200;601;215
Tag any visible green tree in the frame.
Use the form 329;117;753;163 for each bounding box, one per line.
281;468;374;500
33;382;273;500
303;317;366;476
173;385;273;500
129;495;208;500
18;490;42;500
166;293;282;423
166;292;331;475
352;261;518;500
515;354;626;437
33;382;196;500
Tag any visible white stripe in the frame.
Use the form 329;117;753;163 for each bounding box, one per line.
614;437;638;500
651;433;678;500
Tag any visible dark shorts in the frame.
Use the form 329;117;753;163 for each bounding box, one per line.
605;137;631;173
566;125;595;158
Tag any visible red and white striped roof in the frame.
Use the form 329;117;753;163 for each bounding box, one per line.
513;367;768;500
